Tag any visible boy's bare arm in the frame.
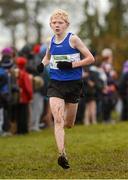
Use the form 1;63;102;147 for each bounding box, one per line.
37;48;51;73
41;48;51;66
71;35;95;68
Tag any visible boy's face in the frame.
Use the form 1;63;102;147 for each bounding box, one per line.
50;16;69;36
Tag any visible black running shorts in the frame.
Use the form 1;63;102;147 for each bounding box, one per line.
47;79;82;103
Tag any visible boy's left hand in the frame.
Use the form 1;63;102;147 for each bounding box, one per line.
57;61;72;70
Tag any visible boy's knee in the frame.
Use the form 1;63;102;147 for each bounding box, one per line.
54;117;64;128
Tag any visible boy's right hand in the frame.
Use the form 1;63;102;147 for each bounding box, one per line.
37;63;44;73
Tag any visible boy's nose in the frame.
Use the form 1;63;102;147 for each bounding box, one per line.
55;23;59;26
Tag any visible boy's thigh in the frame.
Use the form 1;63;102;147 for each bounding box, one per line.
49;97;65;111
49;97;66;124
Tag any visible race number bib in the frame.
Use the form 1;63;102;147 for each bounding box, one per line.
50;53;80;69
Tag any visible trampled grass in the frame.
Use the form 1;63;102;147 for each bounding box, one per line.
1;122;128;179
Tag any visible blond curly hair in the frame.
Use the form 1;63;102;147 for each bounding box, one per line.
50;9;70;24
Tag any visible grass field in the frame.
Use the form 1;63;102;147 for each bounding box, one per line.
1;122;128;179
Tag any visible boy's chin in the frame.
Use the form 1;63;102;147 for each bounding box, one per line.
55;31;61;35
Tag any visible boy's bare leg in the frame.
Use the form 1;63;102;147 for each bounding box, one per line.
64;103;78;128
49;97;66;154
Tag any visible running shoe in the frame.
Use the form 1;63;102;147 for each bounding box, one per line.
58;155;70;169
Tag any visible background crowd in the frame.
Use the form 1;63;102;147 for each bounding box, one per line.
0;41;128;136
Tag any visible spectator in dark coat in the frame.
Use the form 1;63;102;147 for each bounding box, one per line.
118;60;128;121
0;56;14;135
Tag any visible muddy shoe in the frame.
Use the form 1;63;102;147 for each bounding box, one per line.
58;155;70;169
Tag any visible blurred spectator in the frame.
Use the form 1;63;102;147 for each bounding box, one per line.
101;48;113;64
101;62;118;123
40;65;53;128
29;43;45;131
19;44;36;75
40;43;47;59
1;47;13;57
15;57;33;134
30;75;44;131
39;42;53;128
118;60;128;121
82;65;104;125
32;43;42;73
0;56;14;136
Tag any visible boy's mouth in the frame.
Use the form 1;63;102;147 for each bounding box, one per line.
55;29;60;32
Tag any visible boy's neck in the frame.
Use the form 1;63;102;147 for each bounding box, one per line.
55;32;67;43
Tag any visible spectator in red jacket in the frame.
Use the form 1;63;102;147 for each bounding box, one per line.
15;57;33;134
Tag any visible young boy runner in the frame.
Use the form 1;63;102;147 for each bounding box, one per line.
37;9;95;169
